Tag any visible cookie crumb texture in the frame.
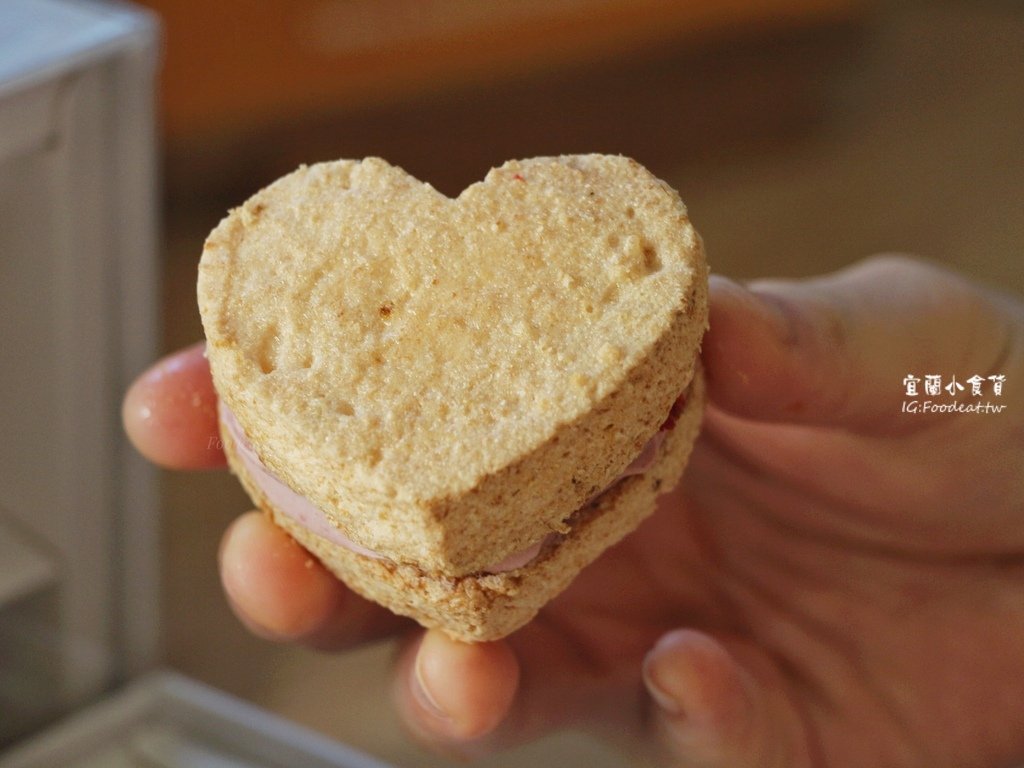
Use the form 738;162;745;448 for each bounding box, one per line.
199;155;707;573
224;368;705;641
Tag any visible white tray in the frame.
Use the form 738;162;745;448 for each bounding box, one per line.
0;672;392;768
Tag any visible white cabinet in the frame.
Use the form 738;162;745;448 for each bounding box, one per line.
0;3;392;766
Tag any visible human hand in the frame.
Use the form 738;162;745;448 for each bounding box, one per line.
124;255;1024;767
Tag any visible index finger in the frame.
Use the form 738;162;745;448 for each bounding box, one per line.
122;342;227;469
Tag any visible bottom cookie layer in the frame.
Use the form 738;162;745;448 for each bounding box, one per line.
223;369;704;641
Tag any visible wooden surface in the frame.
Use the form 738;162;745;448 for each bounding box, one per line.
137;0;862;141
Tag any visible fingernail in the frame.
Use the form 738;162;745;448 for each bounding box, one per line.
413;645;451;721
710;275;800;348
642;653;683;717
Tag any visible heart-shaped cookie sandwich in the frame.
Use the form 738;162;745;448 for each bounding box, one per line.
199;155;707;641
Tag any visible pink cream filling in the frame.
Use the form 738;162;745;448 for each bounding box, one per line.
221;404;382;559
221;397;680;574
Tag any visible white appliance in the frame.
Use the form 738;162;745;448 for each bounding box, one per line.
0;2;391;765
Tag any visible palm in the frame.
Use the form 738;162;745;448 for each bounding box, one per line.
516;404;1024;767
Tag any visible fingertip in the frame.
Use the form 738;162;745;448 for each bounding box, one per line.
123;342;226;469
402;630;519;743
219;511;344;641
704;275;787;402
643;630;815;767
642;629;752;738
704;275;838;423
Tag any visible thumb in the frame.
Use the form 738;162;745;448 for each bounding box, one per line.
703;255;1019;432
642;630;814;768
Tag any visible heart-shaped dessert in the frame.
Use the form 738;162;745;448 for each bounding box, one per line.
199;155;707;640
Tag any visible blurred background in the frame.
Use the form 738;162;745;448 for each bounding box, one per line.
3;0;1020;766
144;0;1023;765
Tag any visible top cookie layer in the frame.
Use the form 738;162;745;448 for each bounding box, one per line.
199;155;707;573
